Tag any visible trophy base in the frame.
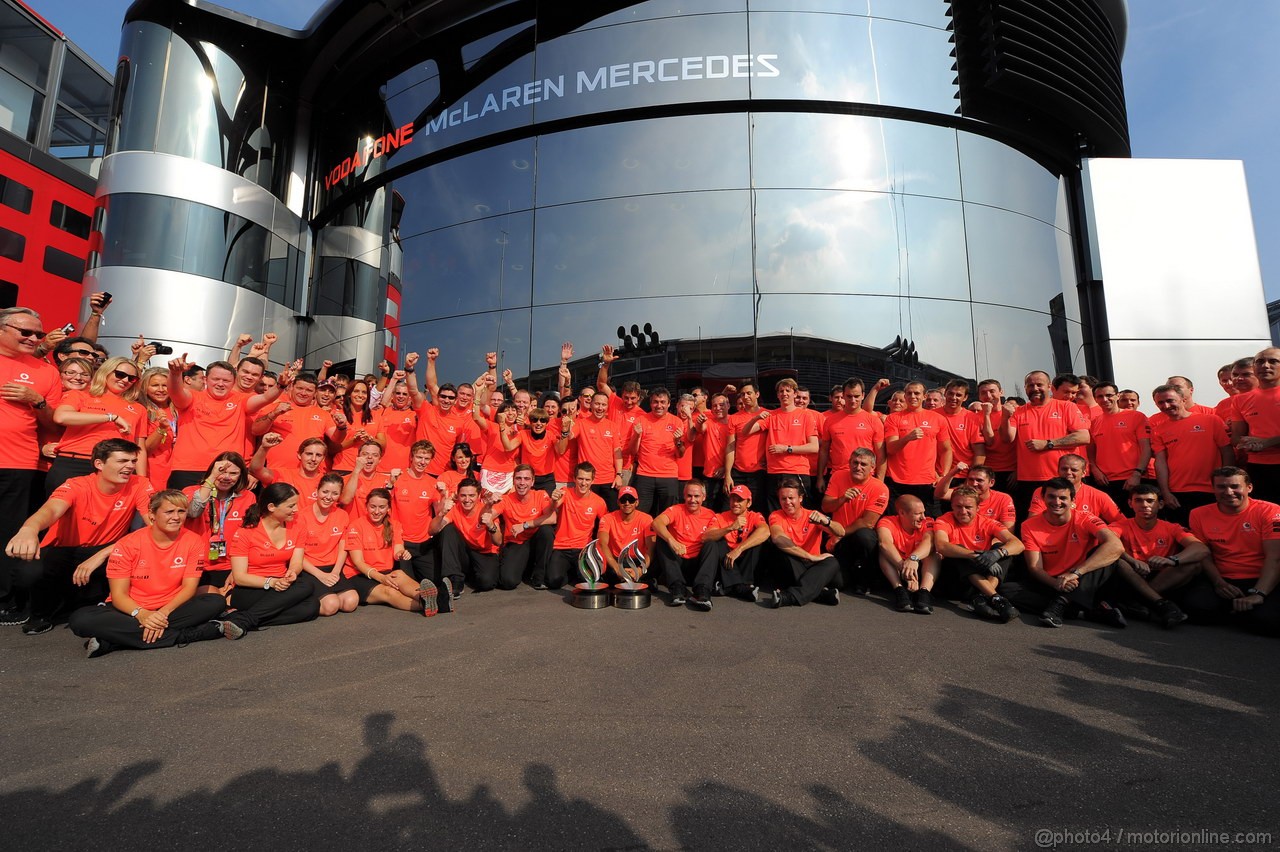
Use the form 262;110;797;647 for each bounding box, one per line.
612;582;651;609
571;582;610;609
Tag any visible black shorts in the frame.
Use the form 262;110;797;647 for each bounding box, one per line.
200;568;231;588
348;574;380;604
304;569;358;599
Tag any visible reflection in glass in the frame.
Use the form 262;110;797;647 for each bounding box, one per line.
964;203;1069;313
958;131;1063;225
970;302;1085;388
579;0;747;32
533;191;752;304
535;114;749;208
746;1;948;29
113;21;171;154
398;308;532;386
393;139;535;238
400;211;534;318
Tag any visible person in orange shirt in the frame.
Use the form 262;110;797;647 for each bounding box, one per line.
972;380;1016;494
1164;376;1217;418
5;438;153;634
818;378;886;489
408;347;477;477
165;356;281;490
472;391;520;497
250;435;327;509
342;488;439;615
1117;389;1141;411
251;372;332;472
183;452;255;600
50;356;149;493
933;464;1016;530
1107;484;1204;627
794;386;825;500
884;381;952;516
725;380;768;512
1086;382;1151;513
340;442;398;522
1020;478;1126;628
220;483;319;636
389;440;439;584
933;487;1024;622
429;477;495;601
629;387;687;516
743;378;819;514
294;473;358;617
1026;454;1123;524
697;484;770;605
595;347;643;483
876;495;938;613
375;371;419;472
1150;383;1235;526
1229;347;1280;503
597;485;653;583
1000;370;1091;521
823;447;891;595
514;407;559;494
545;463;607;591
496;465;556;590
768;477;843;607
1182;467;1280;635
696;393;733;512
326;378;380;474
139;367;178;494
652;479;718;606
937;380;985;481
571;392;624;510
67;489;229;657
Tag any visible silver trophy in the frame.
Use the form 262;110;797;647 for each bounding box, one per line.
613;539;651;609
571;539;610;609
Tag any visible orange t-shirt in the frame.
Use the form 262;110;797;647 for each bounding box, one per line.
172;388;253;472
574;417;621;477
518;431;556;476
1028;482;1122;523
272;468;325;509
499;489;553;545
876;515;933;556
390;471;438;542
293;505;350;566
708;510;768;551
227;523;298;578
1189;499;1280;580
0;352;62;470
345;469;395;521
940;409;982;470
181;487;255;569
1150;413;1230;493
446;502;500;554
105;527;207;609
656;504;716;558
607;395;643;468
343;516;404;575
1019;511;1107;576
823;471;890;527
477;420;519;473
43;474;153;547
884;409;947;485
551;418;577;482
763;407;818;475
1108;517;1191;562
934;512;1006;553
553;488;607;549
980;408;1016;473
729;409;768;472
331;409;377;472
415;401;474;475
771;509;838;556
598;509;654;558
1214;396;1237;426
264;403;332;470
1091;410;1150;480
978;490;1016;526
699;419;731;477
1008;400;1089;481
376;406;418;471
824;409;885;474
634;412;684;477
55;390;148;456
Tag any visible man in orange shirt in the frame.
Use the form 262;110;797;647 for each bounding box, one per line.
1229;347;1280;503
1087;382;1151;512
1108;484;1204;627
377;375;420;472
768;477;843;607
695;393;732;512
497;465;556;591
1182;467;1280;635
973;380;1016;494
938;380;985;479
652;479;717;606
596;347;643;483
629;387;687;516
5;438;154;634
545;462;606;591
933;464;1016;529
1165;376;1216;417
819;378;886;489
429;477;497;602
597;485;653;583
933;487;1024;622
794;386;825;503
390;440;440;584
0;307;62;624
251;372;332;470
1026;454;1123;523
725;380;768;514
1151;383;1234;526
571;391;624;510
823;447;890;595
743;379;819;513
883;381;952;516
1000;370;1091;522
876;495;938;613
407;347;479;477
697;484;771;606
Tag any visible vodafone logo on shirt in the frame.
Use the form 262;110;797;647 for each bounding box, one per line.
1156;537;1168;546
172;555;186;568
1242;522;1255;532
225;402;237;410
113;499;125;510
1050;411;1062;419
14;372;32;385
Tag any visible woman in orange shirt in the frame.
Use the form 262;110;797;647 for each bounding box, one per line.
343;488;439;615
330;379;380;474
221;483;318;636
139;367;177;493
437;442;477;498
49;356;149;494
184;452;255;600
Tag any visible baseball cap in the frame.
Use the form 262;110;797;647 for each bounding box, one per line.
729;484;752;501
618;486;639;500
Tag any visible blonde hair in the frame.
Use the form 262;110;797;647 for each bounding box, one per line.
89;357;142;401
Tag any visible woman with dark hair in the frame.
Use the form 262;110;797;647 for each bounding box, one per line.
339;441;396;521
48;356;149;493
295;472;358;617
329;378;380;475
473;400;520;497
250;435;328;508
437;443;476;498
220;483;318;636
184;452;255;600
139;366;177;493
343;488;439;615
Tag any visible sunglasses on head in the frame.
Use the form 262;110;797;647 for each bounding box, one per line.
112;369;139;383
5;324;46;340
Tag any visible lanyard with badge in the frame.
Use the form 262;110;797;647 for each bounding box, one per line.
208;494;234;561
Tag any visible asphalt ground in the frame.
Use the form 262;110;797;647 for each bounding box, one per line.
1;584;1277;851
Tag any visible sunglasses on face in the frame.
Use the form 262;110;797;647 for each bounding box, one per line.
438;394;456;401
69;349;95;357
112;370;139;383
529;417;548;424
5;324;46;340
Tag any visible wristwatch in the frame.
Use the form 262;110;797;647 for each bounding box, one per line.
130;607;141;618
1170;555;1181;566
906;555;920;563
1247;588;1267;599
31;399;46;410
264;578;274;590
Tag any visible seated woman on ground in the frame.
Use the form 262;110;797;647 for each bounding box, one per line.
342;488;440;616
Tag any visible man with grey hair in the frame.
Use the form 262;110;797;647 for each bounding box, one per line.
0;307;63;625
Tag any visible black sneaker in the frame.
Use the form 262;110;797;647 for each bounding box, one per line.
668;585;687;606
689;594;712;612
815;588;840;606
851;584;870;596
970;594;1000;621
712;581;725;597
1151;598;1189;629
439;578;455;613
892;586;914;613
912;588;933;615
84;637;114;658
1039;597;1067;628
1091;601;1127;629
746;585;761;603
531;580;548;590
990;595;1020;624
175;622;223;646
22;617;53;636
0;606;29;627
1116;601;1151;622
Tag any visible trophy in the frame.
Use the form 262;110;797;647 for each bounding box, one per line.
612;539;651;609
571;539;610;609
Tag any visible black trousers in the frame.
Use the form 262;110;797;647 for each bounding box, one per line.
702;476;725;514
777;552;840;605
831;527;879;590
730;468;766;511
1013;479;1050;527
590;483;619;512
46;456;93;497
887;480;938;517
13;544;113;620
167;470;207;491
1091;477;1135;517
633;474;680;517
534;473;556;496
938;555;1015;598
1177;576;1280;636
499;526;554;590
1164;490;1216;529
403;539;440;584
0;469;35;597
437;524;499;591
1017;562;1117;611
698;539;761;589
68;593;227;650
649;538;705;592
1247;462;1280;504
549;547;600;590
226;580;318;631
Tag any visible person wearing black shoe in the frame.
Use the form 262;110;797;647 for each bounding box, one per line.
542;463;607;591
652;479;717;605
496;466;557;590
1020;478;1125;628
698;484;771;604
1108;485;1206;628
934;487;1025;623
876;495;939;614
68;490;228;655
431;478;503;596
768;478;844;607
824;448;890;596
597;486;653;583
5;438;153;636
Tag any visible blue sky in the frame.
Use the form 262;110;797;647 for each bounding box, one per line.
31;0;1280;301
